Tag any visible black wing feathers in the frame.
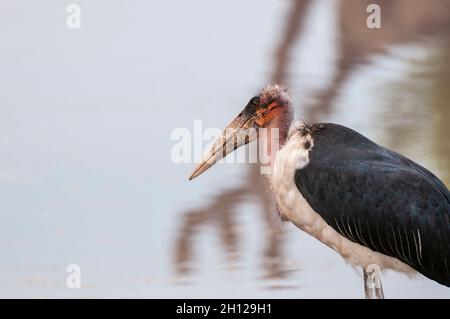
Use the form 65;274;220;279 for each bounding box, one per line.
294;124;450;287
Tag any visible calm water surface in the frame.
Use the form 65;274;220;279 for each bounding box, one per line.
0;0;449;298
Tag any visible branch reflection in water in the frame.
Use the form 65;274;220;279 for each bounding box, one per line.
173;0;450;289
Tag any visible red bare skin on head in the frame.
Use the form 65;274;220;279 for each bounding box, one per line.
254;85;291;129
254;102;285;127
267;101;278;110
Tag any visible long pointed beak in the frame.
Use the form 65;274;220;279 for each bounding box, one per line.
189;112;257;181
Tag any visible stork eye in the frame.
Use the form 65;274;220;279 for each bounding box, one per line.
244;96;260;114
250;96;260;107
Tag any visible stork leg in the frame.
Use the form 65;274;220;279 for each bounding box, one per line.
363;267;384;299
375;280;385;299
363;270;374;299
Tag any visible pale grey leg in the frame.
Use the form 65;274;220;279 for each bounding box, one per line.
363;267;384;299
375;276;384;299
363;269;375;299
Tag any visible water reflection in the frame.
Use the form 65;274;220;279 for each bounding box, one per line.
305;0;450;122
174;168;285;279
378;39;450;185
173;0;312;282
174;0;450;292
430;43;450;185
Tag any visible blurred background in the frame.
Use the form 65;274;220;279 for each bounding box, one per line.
0;0;449;298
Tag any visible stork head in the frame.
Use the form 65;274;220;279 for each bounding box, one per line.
189;84;293;180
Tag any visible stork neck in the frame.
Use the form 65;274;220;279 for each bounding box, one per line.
261;106;293;169
277;117;291;148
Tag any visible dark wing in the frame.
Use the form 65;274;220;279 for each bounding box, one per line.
294;124;450;287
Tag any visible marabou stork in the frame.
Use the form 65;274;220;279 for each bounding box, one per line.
189;85;450;298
